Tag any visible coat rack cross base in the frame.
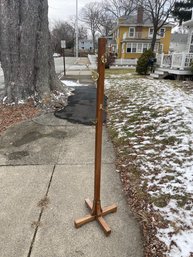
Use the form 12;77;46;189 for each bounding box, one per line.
74;198;117;236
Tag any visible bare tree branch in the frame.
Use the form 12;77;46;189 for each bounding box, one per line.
138;0;176;50
80;2;101;51
102;0;137;18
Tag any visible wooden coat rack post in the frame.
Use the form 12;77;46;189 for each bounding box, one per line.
74;38;117;236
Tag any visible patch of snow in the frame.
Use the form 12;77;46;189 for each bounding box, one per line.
106;75;193;257
3;96;7;104
61;80;90;87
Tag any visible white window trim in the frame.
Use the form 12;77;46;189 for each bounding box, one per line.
159;28;165;38
137;43;143;53
132;43;137;53
154;43;159;53
126;43;132;53
159;44;163;53
142;43;148;53
149;28;154;38
129;27;135;38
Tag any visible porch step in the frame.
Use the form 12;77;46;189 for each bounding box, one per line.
155;70;165;75
150;73;159;79
150;68;169;79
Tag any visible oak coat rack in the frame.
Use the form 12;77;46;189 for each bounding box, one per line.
74;38;117;236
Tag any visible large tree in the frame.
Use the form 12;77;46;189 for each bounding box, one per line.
80;2;101;52
51;21;75;54
96;8;115;36
0;0;63;104
51;20;87;54
172;0;193;25
139;0;176;51
102;0;136;18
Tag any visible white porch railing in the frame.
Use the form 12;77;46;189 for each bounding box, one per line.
157;53;193;70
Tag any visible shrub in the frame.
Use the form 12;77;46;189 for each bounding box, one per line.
136;49;155;75
105;52;116;69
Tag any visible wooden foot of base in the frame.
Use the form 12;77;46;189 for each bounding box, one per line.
74;198;117;236
74;214;95;228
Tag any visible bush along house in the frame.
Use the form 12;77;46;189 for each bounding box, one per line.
111;6;172;63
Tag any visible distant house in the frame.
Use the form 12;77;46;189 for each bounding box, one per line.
170;33;188;53
111;6;173;59
79;39;93;52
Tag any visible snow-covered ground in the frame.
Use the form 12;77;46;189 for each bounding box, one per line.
105;75;193;257
61;80;90;87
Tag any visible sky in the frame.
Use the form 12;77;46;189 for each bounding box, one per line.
48;0;99;27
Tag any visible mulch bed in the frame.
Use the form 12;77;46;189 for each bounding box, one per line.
0;102;40;135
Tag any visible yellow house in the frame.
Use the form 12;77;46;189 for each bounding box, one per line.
112;7;172;59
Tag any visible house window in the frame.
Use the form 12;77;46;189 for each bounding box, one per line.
160;28;165;37
132;43;137;53
154;43;159;53
126;43;138;53
190;45;193;53
159;44;163;53
143;43;148;52
149;28;154;37
126;43;132;53
129;27;135;37
137;43;142;53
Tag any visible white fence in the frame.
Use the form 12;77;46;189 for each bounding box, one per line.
157;53;193;70
88;55;137;67
112;58;137;66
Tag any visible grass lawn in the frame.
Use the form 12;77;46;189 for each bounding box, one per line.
105;68;136;76
105;72;193;257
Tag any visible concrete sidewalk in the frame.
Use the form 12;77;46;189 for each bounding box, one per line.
0;59;143;256
0;112;144;257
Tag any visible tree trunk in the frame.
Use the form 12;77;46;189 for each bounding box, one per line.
92;32;95;53
151;30;157;52
0;0;63;104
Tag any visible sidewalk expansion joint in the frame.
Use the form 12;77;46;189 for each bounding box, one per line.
31;118;95;128
0;164;56;167
31;119;67;127
27;165;56;257
0;161;114;168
